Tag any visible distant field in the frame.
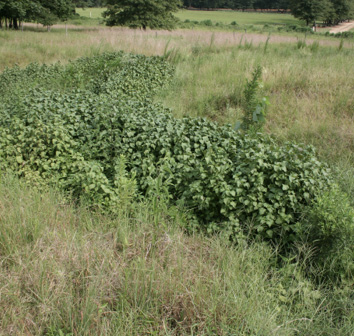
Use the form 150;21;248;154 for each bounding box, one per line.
76;7;104;19
176;9;301;26
76;8;301;26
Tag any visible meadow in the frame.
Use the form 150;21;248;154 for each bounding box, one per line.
1;12;354;335
76;7;106;19
175;9;299;27
76;7;301;26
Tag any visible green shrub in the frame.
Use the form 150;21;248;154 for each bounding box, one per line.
201;19;213;26
115;114;333;244
328;31;354;39
0;52;336;247
285;24;313;34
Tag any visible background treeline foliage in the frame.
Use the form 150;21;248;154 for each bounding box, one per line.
0;0;74;29
290;0;354;25
183;0;291;10
1;0;352;29
67;0;292;10
74;0;106;7
183;0;353;25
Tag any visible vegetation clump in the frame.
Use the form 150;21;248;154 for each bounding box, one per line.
0;0;75;30
103;0;182;30
0;52;342;251
0;46;354;335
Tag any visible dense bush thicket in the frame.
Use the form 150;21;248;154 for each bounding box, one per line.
0;52;351;253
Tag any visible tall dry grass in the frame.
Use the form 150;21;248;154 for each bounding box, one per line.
0;26;350;70
1;175;353;335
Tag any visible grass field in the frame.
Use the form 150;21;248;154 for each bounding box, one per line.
3;175;354;335
76;7;105;19
1;21;354;335
175;9;300;26
76;7;301;26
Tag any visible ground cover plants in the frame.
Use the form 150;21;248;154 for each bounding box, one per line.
1;20;354;335
0;52;338;246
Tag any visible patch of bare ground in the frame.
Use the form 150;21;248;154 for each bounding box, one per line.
330;20;354;34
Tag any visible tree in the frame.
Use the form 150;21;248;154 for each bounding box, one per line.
329;0;354;24
103;0;182;30
0;0;74;30
38;0;74;27
73;0;105;7
0;0;35;29
289;0;353;25
234;0;255;10
289;0;329;25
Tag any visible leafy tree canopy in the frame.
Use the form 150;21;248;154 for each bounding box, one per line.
0;0;74;29
73;0;106;7
289;0;353;25
103;0;182;30
289;0;327;25
182;0;291;9
38;0;74;26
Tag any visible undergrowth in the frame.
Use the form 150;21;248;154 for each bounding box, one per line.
0;51;354;334
0;52;339;249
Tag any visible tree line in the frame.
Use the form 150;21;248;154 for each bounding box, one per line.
183;0;290;10
291;0;354;26
0;0;76;29
74;0;106;7
1;0;353;30
182;0;353;25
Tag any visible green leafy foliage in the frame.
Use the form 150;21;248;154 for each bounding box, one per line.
0;0;74;29
0;52;337;246
103;0;182;30
289;0;354;26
